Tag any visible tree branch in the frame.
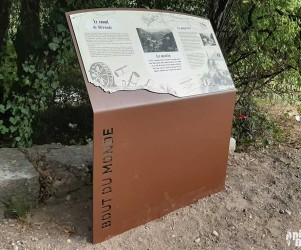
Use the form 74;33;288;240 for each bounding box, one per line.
228;50;257;66
242;3;256;33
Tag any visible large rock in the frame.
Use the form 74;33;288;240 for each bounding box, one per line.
0;148;39;208
25;143;92;199
24;138;233;202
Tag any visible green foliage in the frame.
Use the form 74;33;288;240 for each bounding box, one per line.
2;197;31;219
232;97;287;149
1;58;61;147
0;0;300;148
227;0;301;94
0;1;77;147
223;0;301;146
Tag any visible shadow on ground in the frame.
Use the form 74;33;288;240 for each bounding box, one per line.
33;185;93;242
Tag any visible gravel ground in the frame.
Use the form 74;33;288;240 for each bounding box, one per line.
2;98;301;250
1;143;301;250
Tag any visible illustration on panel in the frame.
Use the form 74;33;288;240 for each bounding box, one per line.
200;52;232;87
200;33;216;46
89;62;116;88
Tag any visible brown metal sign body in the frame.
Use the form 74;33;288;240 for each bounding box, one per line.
66;8;236;244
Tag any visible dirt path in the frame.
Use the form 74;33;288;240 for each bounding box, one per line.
1;143;301;250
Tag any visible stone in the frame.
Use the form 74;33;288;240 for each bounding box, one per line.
0;148;39;209
278;157;290;165
229;137;236;154
25;143;92;199
212;230;219;237
24;144;63;163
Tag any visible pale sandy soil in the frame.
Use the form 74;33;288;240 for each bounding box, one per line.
1;103;300;250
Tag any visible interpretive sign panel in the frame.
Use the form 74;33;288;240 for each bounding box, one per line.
69;9;234;97
66;9;236;244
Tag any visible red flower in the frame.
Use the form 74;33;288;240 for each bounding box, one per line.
237;114;248;120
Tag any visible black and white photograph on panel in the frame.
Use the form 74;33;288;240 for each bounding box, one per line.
136;28;178;53
200;33;216;46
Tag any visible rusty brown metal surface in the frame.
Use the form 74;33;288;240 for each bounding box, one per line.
66;9;236;244
92;90;235;244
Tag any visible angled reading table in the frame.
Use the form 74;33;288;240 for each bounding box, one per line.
66;8;236;244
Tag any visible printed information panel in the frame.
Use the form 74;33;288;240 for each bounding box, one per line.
70;10;235;97
67;9;236;245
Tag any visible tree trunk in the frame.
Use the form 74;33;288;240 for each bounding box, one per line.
207;0;240;53
0;0;12;54
14;0;41;76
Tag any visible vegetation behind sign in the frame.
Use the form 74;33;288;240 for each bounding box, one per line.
0;0;300;147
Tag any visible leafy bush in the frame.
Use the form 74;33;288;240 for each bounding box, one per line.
232;97;290;150
32;105;92;145
0;0;300;148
